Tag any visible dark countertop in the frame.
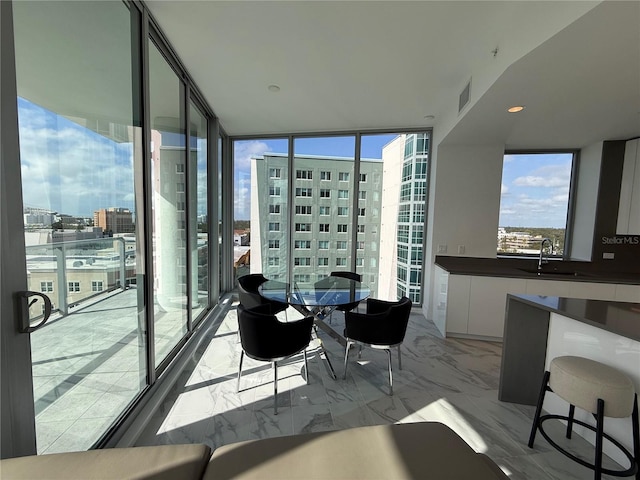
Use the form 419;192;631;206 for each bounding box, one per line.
508;294;640;342
435;255;640;285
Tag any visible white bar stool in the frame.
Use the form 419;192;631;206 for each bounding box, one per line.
528;356;639;479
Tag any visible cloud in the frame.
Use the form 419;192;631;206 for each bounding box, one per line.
512;163;571;188
18;100;136;217
501;183;509;194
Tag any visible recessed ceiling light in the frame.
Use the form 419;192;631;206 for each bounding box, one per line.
424;115;435;120
267;84;281;92
507;105;525;113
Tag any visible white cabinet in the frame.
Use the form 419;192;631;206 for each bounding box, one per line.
436;272;639;340
617;138;640;235
468;276;526;337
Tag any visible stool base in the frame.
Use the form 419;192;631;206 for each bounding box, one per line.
528;370;640;480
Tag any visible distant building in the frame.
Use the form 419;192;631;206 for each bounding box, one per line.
94;207;135;234
250;152;383;294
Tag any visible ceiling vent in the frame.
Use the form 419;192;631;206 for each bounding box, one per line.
458;79;471;114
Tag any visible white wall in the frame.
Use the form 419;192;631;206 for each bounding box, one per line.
569;141;602;260
422;144;504;319
430;144;504;258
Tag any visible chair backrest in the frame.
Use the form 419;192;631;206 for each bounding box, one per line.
330;271;362;282
237;273;267;309
237;305;314;362
346;296;412;346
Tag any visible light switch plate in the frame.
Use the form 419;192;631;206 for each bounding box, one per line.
438;244;447;254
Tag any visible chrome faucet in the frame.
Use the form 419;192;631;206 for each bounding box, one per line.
538;238;553;271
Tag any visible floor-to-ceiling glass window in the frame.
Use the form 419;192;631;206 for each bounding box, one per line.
292;137;356;286
189;101;208;322
233;138;289;282
148;38;188;366
13;0;146;453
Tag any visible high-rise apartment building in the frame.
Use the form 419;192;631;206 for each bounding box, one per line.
379;134;429;303
93;207;135;234
250;153;383;295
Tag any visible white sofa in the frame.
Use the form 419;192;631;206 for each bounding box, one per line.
0;422;508;479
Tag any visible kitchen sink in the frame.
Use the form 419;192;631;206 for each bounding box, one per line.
517;268;593;278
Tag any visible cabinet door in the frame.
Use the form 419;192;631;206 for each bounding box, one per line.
468;277;527;338
446;275;471;335
568;282;616;300
614;284;640;302
525;279;572;297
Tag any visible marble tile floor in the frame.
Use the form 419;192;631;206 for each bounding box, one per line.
136;302;628;479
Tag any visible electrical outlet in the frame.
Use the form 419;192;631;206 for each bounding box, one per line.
603;252;615;259
437;244;447;254
457;245;465;254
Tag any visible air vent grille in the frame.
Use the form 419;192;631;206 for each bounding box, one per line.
458;79;471;114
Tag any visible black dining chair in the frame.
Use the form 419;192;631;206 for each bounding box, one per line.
237;273;288;315
326;271;362;323
343;296;412;395
237;304;314;415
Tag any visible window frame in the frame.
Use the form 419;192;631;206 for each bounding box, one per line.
498;149;578;259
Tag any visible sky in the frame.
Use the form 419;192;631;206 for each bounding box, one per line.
499;153;572;229
17;98;572;230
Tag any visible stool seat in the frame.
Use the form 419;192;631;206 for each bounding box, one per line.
550;356;635;418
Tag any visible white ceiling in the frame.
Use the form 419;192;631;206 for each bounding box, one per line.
145;1;640;148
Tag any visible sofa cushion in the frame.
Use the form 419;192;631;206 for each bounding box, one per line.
0;444;212;480
205;422;508;479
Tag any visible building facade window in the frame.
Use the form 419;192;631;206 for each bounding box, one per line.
295;240;311;249
68;282;80;293
336;241;347;249
295;205;312;215
319;224;330;233
320;171;331;180
295;187;313;197
40;281;53;293
269;204;281;214
269;186;281;196
91;281;104;292
338;207;348;216
339;172;350;181
269;168;281;178
320;189;331;198
294;257;311;266
268;239;280;248
268;222;280;231
318;240;329;249
337;224;348;233
295;223;312;232
296;169;313;180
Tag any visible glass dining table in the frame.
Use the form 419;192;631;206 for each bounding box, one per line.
259;275;370;379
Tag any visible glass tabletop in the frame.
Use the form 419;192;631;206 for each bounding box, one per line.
259;276;370;308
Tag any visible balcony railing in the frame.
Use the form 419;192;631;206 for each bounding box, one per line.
26;236;136;321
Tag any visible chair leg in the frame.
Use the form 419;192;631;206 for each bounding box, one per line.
386;348;393;396
594;398;604;480
303;349;309;384
237;350;244;393
528;370;550;448
397;345;402;370
343;341;353;379
273;361;278;416
566;404;575;439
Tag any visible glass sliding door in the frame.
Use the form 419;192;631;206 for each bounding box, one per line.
233;138;289;282
148;39;188;367
189;101;208;322
13;0;146;453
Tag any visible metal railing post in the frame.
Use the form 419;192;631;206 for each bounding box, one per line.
55;244;68;315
